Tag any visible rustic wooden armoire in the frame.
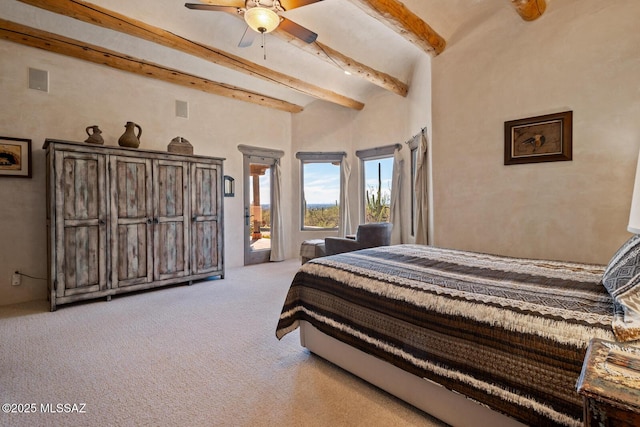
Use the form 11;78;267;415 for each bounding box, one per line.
44;139;224;311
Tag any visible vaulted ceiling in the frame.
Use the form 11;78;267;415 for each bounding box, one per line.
0;0;546;113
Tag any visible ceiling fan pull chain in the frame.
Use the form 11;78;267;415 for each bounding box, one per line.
262;31;267;60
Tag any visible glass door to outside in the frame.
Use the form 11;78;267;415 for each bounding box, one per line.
244;157;272;265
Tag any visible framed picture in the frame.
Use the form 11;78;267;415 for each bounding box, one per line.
504;111;572;165
0;136;32;178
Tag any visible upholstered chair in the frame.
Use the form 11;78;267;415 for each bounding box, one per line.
324;222;393;256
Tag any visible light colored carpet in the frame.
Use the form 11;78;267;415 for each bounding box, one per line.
0;259;447;427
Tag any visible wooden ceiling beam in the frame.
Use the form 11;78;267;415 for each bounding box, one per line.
218;10;408;97
272;33;409;97
16;0;364;111
346;0;446;55
510;0;547;21
0;18;303;113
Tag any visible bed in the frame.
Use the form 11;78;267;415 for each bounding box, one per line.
276;243;640;426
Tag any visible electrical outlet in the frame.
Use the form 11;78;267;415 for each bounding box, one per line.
12;272;21;286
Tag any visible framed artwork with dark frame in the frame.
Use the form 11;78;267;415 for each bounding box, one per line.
504;111;572;165
0;136;32;178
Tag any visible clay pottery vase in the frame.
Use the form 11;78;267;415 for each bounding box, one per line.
84;125;104;144
118;121;142;148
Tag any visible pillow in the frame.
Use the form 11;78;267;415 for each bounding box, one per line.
602;234;640;341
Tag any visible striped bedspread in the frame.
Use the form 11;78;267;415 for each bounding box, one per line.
276;244;620;427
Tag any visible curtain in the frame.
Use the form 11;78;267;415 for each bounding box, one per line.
415;132;429;245
339;157;352;237
389;147;404;244
270;159;285;261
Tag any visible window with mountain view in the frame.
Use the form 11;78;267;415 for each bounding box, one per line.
298;153;343;230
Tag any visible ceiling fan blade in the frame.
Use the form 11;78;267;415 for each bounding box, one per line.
279;0;323;11
199;0;244;6
184;3;239;12
238;26;257;48
278;17;318;44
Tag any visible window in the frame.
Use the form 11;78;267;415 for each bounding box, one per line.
362;157;393;223
356;145;399;224
296;152;345;230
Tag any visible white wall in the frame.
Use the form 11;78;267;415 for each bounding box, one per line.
0;40;292;306
431;0;640;264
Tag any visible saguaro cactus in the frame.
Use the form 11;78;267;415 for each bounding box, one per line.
366;162;388;222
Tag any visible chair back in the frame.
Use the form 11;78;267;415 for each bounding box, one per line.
355;222;393;248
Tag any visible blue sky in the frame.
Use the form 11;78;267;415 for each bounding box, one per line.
253;171;270;205
303;162;341;205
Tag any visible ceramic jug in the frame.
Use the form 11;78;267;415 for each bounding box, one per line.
84;125;104;144
118;121;142;148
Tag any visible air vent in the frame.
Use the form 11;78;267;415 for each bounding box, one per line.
28;68;49;92
176;100;189;119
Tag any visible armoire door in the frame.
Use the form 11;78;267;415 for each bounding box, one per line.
54;150;108;297
191;162;223;276
110;155;153;288
153;159;190;280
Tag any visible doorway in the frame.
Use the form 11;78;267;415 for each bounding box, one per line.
244;156;273;265
238;144;284;266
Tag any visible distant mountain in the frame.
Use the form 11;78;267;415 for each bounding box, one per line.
258;203;337;209
307;203;338;209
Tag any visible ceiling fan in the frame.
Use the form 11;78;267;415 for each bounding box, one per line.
185;0;323;48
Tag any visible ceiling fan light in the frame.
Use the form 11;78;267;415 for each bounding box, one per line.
244;7;280;34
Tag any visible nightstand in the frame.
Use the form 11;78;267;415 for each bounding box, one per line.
576;338;640;426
